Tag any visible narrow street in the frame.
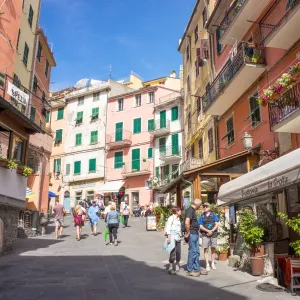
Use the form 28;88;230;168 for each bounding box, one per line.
0;217;296;300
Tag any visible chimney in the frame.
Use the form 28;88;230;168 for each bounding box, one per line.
170;70;177;78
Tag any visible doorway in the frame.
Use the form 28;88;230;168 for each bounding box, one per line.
132;192;139;210
64;191;71;213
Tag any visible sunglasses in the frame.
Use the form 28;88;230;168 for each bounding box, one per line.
203;205;209;208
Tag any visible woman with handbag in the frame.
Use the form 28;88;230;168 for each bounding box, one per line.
106;205;120;246
122;200;130;228
73;205;85;241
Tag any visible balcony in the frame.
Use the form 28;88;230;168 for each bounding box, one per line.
269;81;300;133
260;0;300;49
106;130;132;150
180;157;205;173
150;119;170;137
202;43;266;115
154;92;182;109
159;145;181;162
121;161;151;177
219;0;270;45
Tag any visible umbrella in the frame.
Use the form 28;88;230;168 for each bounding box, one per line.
26;188;36;199
48;191;56;198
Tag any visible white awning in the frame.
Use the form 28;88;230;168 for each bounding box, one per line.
97;180;124;193
218;148;300;205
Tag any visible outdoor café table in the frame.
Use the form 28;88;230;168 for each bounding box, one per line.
277;257;300;288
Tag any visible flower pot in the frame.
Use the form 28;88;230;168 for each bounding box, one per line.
218;252;229;261
272;93;281;101
250;245;264;257
250;256;264;276
257;58;264;64
0;161;8;168
17;168;23;175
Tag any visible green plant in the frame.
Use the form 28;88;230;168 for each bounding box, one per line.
263;88;274;100
6;159;18;170
252;53;260;63
278;212;300;255
238;209;264;251
18;165;33;177
278;73;293;89
216;244;229;253
290;64;300;75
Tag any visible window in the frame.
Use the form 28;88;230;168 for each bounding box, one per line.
78;96;84;105
75;133;82;146
171;106;179;121
74;161;81;175
23;42;29;66
117;98;124;111
75;111;83;124
187;76;190;92
159;137;166;153
93;92;100;101
42;91;46;102
37;42;42;61
172;164;179;179
53;158;61;173
188;112;192;130
28;5;34;28
202;7;208;28
155;167;160;179
191;143;195;157
33;76;38;93
91;107;99;121
75;191;82;204
90;130;98;144
198;138;203;159
30;106;36;122
16;29;21;50
208;128;214;153
114;151;124;169
148;92;154;103
249;93;261;127
57;108;64;120
45;60;49;77
194;25;199;43
148;147;153;159
148;119;154;132
11;135;25;162
65;164;70;175
216;28;224;55
55;129;63;144
195;60;200;78
86;191;94;202
46;111;50;123
133;118;141;134
197;97;201;116
135;94;141;107
40;120;43;128
13;74;21;87
186;44;190;61
226;117;235;146
89;158;96;173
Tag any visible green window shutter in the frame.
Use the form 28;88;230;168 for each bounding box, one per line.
90;130;98;144
66;164;70;175
54;158;61;173
148;147;153;158
74;161;81;175
91;107;99;119
37;42;42;61
75;111;83;123
28;5;34;27
114;152;124;169
159;137;166;153
132;148;140;171
55;129;62;143
216;28;223;55
57;108;64;120
165;165;170;176
23;42;29;66
133;118;141;134
148;119;154;131
45;60;49;77
115;122;123;141
89;158;96;172
172;134;179;155
155;167;160;179
30;107;36;122
46;111;50;123
75;133;82;146
160;110;166;128
171;106;179;121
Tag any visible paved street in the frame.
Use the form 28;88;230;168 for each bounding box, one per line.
0;216;298;300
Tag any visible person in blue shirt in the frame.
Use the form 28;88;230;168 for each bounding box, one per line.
88;200;100;236
106;205;120;246
199;202;219;272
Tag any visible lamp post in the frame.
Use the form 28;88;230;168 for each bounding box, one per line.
241;132;253;151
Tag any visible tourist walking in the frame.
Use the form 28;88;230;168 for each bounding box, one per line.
184;199;208;277
88;200;100;235
73;205;85;241
199;202;219;271
165;206;182;275
122;200;130;228
106;204;120;246
53;200;65;239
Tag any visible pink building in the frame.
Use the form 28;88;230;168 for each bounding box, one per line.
105;86;180;208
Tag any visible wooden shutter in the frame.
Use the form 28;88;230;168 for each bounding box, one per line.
56;158;61;172
171;106;178;121
57;108;64;120
159;137;166;153
46;111;50;123
148;119;154;131
66;164;70;175
56;129;62;142
74;161;81;174
198;138;203;159
89;159;96;172
155;167;160;179
172;134;179;155
160;111;166;128
165;165;170;176
114;152;123;169
148;147;153;158
30;107;36;121
216;29;223;55
75;133;82;146
133;118;141;134
90;131;98;144
208;128;213;153
201;39;209;59
132;148;140;171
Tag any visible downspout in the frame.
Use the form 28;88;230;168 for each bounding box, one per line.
103;86;110;184
214;116;219;160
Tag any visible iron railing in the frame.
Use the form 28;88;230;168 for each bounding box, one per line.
106;130;132;144
202;42;266;112
159;145;181;159
158;92;181;105
122;161;151;175
219;0;248;40
180;157;205;172
269;81;300;128
260;0;300;43
151;119;170;131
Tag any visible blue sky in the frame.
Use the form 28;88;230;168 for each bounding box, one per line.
40;0;195;91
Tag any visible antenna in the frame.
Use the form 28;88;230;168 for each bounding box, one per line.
109;64;112;79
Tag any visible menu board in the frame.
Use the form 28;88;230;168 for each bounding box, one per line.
146;216;157;231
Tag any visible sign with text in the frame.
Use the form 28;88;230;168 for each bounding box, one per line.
7;82;29;106
146;216;157;231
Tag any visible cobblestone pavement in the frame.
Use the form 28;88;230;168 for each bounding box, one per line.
0;216;298;300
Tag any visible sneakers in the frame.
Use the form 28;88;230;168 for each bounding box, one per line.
114;240;118;246
186;271;200;277
109;242;113;245
175;263;180;273
168;269;177;275
211;262;217;270
206;265;211;272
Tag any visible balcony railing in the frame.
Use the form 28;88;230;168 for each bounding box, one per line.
269;81;300;128
122;161;151;176
159;145;181;159
106;130;132;144
150;119;170;132
157;92;181;105
202;42;265;112
219;0;247;40
180;157;205;172
260;0;300;44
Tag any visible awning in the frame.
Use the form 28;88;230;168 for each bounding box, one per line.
218;148;300;205
48;191;56;198
97;180;124;193
26;188;36;199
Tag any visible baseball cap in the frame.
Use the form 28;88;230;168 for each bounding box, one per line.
203;202;211;207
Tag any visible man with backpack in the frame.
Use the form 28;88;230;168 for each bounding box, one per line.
199;202;220;271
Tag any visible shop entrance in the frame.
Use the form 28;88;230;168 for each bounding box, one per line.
132;192;139;210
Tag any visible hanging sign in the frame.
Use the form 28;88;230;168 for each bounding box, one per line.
7;82;29;106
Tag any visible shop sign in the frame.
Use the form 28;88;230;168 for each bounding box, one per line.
73;182;96;189
7;82;29;106
146;216;157;231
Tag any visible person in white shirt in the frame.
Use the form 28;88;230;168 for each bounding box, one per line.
104;202;111;222
122;200;130;228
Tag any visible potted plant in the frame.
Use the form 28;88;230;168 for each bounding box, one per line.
216;244;229;261
278;73;293;90
252;53;263;64
17;165;33;177
2;159;18;170
132;169;137;172
0;157;8;168
272;82;283;101
289;63;300;80
263;88;274;101
238;209;265;276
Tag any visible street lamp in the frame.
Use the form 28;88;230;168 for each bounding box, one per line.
241;132;253;151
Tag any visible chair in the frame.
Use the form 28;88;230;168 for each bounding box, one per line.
290;260;300;295
274;254;289;284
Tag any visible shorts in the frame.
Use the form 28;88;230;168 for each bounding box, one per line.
202;236;217;248
55;218;64;227
89;219;98;226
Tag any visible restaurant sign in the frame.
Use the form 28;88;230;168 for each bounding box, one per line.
73;182;96;189
7;82;29;106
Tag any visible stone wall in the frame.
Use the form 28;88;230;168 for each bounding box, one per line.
0;204;20;254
